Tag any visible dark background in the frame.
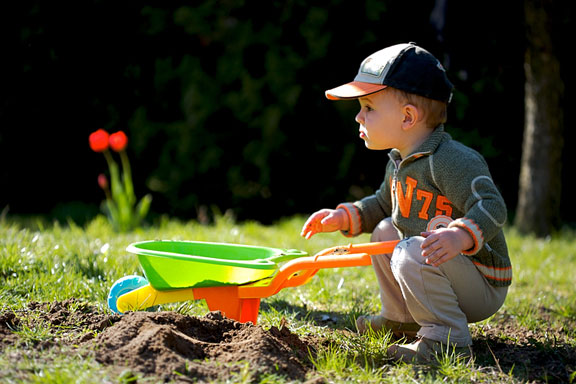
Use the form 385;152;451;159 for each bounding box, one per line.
1;1;574;226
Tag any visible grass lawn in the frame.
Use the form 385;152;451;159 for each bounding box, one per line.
1;215;575;383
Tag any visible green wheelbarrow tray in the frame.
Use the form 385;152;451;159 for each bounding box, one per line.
127;240;308;290
110;240;400;323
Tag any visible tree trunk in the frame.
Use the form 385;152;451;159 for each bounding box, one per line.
516;0;564;236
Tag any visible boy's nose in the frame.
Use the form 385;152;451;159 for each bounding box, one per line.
355;111;364;125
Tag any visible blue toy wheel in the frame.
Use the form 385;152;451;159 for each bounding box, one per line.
107;275;149;314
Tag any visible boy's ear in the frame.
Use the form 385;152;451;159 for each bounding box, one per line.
401;104;419;129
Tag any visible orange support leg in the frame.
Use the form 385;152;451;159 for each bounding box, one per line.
192;286;262;324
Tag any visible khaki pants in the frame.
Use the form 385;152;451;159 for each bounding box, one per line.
371;218;508;346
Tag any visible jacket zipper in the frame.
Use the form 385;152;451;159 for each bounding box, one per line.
389;151;430;234
390;157;401;230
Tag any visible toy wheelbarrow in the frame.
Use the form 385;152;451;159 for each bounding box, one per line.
107;239;399;325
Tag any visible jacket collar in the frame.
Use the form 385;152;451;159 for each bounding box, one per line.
389;125;449;162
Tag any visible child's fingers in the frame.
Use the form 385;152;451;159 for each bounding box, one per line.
300;216;317;236
300;219;313;237
300;222;309;237
302;222;321;239
300;209;342;239
420;231;438;249
301;213;326;238
300;226;313;238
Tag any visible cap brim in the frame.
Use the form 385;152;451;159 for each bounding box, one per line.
325;81;387;100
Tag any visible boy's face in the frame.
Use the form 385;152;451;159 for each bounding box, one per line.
355;89;405;151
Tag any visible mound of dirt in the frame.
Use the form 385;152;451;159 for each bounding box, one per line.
89;310;312;382
0;300;315;383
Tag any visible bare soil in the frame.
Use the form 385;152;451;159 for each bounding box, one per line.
1;300;574;383
1;300;316;383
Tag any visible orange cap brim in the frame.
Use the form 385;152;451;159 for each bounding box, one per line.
325;81;388;100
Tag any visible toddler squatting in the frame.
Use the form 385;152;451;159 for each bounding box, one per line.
301;42;512;364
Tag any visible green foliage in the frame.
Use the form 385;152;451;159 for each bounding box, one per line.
101;150;152;232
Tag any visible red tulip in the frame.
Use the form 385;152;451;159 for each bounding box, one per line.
89;129;110;152
109;131;128;152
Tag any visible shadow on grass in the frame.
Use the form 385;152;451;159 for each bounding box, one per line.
261;299;358;331
263;299;576;382
473;333;576;383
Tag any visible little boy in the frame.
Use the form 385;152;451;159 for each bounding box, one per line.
301;42;512;363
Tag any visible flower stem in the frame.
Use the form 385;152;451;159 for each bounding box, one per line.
119;150;135;205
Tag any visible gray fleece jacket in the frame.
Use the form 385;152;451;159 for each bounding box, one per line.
338;126;512;287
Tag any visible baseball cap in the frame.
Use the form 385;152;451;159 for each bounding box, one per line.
325;42;453;103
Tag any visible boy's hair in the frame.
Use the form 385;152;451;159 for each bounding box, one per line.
389;87;448;129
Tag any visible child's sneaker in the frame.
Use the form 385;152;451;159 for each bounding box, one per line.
387;337;472;364
355;315;420;339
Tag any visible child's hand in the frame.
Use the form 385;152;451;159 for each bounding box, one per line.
300;209;349;239
420;227;474;267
